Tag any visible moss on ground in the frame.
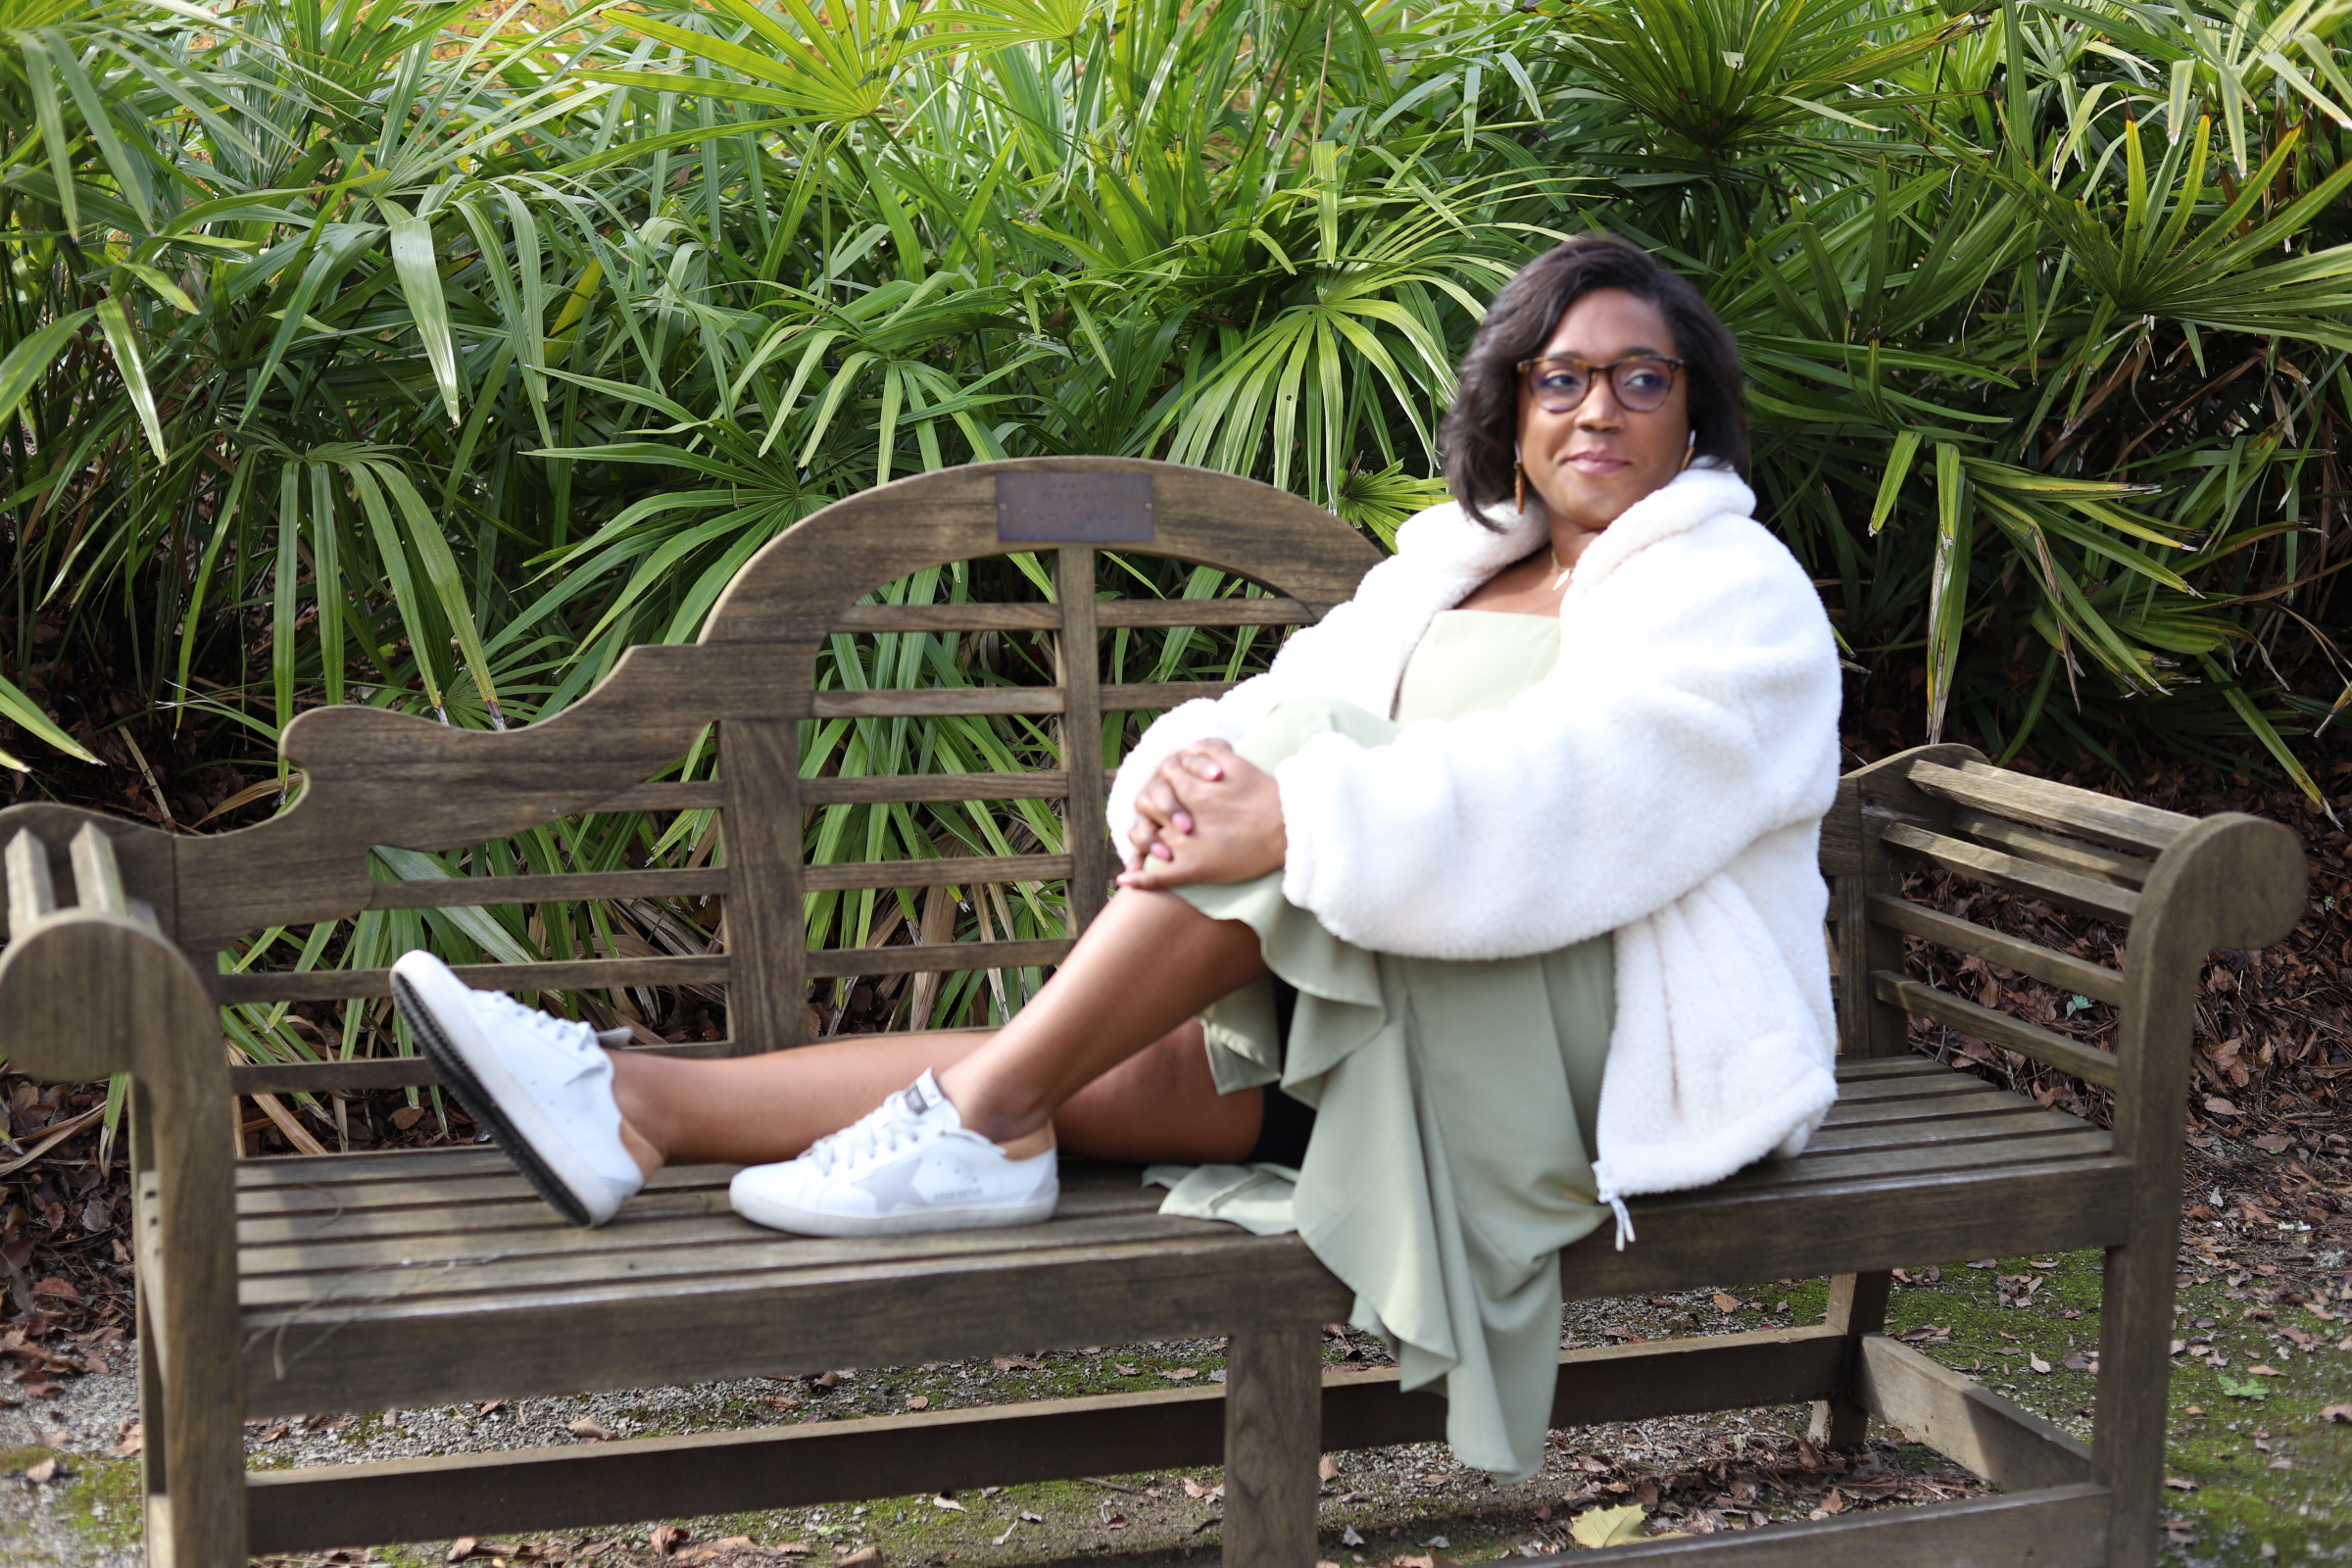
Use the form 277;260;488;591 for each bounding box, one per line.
1732;1249;2350;1566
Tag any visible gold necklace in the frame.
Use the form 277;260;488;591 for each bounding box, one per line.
1546;543;1575;592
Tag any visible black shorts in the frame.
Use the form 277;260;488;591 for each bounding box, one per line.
1244;976;1317;1166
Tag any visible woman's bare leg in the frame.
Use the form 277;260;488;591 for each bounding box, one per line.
611;888;1267;1169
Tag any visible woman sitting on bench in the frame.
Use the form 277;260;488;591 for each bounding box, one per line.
393;232;1843;1478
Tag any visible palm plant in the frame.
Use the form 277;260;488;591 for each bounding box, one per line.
1;0;2348;1107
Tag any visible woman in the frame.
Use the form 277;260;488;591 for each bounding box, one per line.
391;233;1842;1478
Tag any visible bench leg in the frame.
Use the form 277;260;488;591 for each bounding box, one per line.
1807;1270;1892;1448
2092;1231;2176;1568
131;1082;250;1568
1223;1327;1322;1568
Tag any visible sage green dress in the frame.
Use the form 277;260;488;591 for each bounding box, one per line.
1148;610;1615;1482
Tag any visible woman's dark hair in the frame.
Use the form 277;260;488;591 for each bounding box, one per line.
1441;234;1748;527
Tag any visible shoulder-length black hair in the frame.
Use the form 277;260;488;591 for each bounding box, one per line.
1440;234;1748;528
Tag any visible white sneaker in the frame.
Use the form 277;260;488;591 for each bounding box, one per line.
391;951;645;1227
729;1069;1057;1237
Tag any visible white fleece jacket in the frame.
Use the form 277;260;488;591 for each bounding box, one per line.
1106;466;1845;1217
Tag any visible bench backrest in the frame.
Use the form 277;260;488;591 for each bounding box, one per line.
0;459;2304;1134
34;460;1380;1079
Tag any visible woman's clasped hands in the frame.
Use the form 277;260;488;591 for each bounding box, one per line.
1116;738;1288;891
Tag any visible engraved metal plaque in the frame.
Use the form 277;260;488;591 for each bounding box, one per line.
996;471;1154;543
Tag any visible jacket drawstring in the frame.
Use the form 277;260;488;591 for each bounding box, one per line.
1600;1189;1636;1250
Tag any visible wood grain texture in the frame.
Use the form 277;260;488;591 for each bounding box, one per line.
1908;757;2193;856
1517;1484;2109;1567
1882;822;2142;923
1056;546;1115;935
1821;746;1981;1054
364;868;729;908
806;939;1073;979
1871;973;2121;1089
245;1329;1848;1552
1222;1327;1321;1568
1865;895;2127;1004
698;459;1381;645
213;954;729;1004
801;770;1068;806
0;859;247;1565
2094;812;2306;1568
0;804;177;942
1853;1334;2092;1492
1948;808;2151;888
804;854;1071;893
1808;1270;1892;1448
243;1231;1355;1414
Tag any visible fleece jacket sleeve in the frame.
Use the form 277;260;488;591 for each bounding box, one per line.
1272;516;1842;960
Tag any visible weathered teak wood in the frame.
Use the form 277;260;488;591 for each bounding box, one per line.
0;828;245;1568
245;1328;1854;1553
0;459;2313;1568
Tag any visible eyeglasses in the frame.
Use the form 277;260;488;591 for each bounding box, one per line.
1516;354;1685;415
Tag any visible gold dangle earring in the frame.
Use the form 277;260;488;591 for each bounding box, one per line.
1679;429;1696;472
1514;452;1526;513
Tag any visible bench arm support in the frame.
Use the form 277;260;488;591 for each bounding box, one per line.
2096;812;2304;1568
0;825;248;1566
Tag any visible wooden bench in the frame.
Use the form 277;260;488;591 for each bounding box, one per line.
0;458;2306;1568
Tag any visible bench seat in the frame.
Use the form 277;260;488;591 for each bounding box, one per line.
231;1055;2124;1418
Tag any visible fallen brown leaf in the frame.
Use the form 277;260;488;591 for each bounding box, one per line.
2318;1403;2350;1423
24;1456;59;1485
929;1493;964;1511
1164;1366;1199;1383
1711;1293;1740;1314
650;1523;688;1555
1113;1363;1140;1376
905;1396;929;1411
1318;1453;1342;1481
567;1417;618;1442
2028;1353;2052;1374
834;1549;880;1567
2165;1477;2198;1492
991;1356;1043;1371
445;1539;480;1562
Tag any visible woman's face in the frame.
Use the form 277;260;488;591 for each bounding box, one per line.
1515;287;1692;532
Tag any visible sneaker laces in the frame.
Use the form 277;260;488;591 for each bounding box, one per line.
803;1094;928;1178
469;990;607;1082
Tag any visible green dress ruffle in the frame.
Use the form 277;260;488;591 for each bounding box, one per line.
1151;610;1615;1481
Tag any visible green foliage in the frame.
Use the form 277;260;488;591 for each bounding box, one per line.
1;0;2348;1051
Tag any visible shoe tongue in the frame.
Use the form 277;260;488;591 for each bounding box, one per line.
898;1069;949;1121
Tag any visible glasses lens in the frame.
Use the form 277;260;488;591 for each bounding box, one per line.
1611;359;1676;411
1528;360;1591;412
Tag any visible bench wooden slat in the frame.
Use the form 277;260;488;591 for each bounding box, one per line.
238;1153;2132;1414
580;781;727;811
245;1328;1848;1553
1950;808;2152;889
1874;972;2121;1089
802;769;1068;806
1907;757;2193;856
1881;821;2142;922
365;868;729;909
806;938;1073;978
804;681;1233;720
828;600;1315;632
237;1207;1244;1308
804;854;1071;892
1804;1103;2087;1154
1866;894;2127;1004
234;1169;1160;1253
214;955;730;1004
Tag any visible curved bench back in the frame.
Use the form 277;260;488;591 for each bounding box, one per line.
156;459;1382;1058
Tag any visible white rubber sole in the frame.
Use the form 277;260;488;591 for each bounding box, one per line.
391;952;630;1228
728;1170;1058;1238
